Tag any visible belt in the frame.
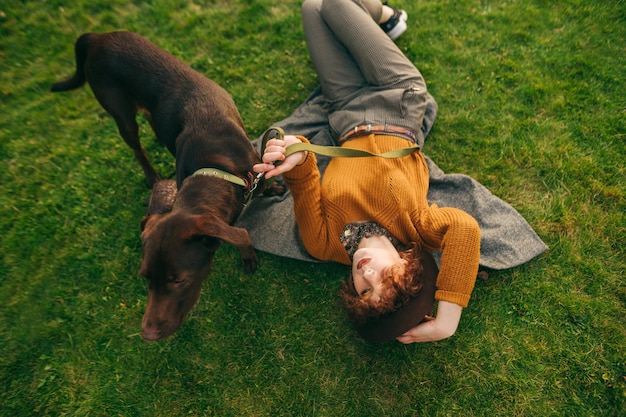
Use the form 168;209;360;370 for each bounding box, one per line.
338;124;417;144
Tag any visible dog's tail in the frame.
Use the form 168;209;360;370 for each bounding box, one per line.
50;33;93;92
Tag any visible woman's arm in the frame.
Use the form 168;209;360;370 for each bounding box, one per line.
416;206;481;307
397;206;480;343
254;135;337;261
395;301;463;343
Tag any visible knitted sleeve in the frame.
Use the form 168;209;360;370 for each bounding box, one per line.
414;205;481;307
281;137;334;261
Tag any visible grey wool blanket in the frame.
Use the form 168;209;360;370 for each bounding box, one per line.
236;87;547;270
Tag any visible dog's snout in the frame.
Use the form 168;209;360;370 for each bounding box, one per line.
142;308;167;341
141;327;163;341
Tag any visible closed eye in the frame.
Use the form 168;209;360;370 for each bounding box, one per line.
168;275;187;285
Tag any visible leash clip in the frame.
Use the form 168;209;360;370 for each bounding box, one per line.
244;126;285;207
244;172;263;207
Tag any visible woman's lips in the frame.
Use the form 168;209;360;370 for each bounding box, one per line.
357;258;371;270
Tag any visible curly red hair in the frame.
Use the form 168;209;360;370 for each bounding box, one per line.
340;243;425;324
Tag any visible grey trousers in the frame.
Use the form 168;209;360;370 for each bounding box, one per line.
301;0;435;145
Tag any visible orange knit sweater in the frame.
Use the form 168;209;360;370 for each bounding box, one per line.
283;135;481;307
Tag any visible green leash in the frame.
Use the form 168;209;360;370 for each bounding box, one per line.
262;126;421;162
192;121;417;208
285;140;420;159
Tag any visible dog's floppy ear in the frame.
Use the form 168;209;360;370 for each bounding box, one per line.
191;215;252;248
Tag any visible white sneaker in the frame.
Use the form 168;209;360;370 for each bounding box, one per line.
380;7;408;40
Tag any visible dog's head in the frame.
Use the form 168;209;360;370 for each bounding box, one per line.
138;211;227;341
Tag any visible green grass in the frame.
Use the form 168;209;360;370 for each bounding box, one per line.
1;0;624;415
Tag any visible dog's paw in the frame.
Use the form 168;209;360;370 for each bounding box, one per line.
240;249;259;273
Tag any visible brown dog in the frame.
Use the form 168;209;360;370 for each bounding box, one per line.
51;31;277;341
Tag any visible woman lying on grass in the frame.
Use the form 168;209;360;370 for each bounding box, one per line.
254;0;481;343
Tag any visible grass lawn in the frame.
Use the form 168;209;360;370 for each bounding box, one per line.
1;0;624;416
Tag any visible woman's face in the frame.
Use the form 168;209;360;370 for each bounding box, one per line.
351;246;406;301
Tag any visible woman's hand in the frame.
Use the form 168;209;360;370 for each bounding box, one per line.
253;135;307;179
395;301;464;343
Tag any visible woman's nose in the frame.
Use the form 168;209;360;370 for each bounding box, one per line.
364;268;376;278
